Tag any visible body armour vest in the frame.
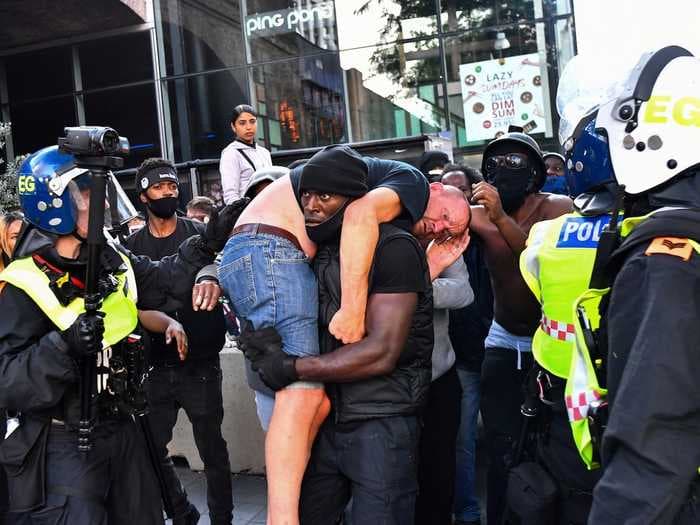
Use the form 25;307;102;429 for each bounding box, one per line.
520;212;612;378
315;223;433;424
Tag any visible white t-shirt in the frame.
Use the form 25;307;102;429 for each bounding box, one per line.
219;140;272;203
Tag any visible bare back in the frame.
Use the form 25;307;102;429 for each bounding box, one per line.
235;175;317;258
472;193;572;335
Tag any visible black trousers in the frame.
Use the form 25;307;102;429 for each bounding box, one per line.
480;347;534;525
7;421;163;524
146;357;233;525
414;365;462;525
300;416;420;525
538;387;601;525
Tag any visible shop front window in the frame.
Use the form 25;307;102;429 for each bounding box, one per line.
84;84;161;168
341;38;445;142
249;53;347;149
159;0;246;76
244;0;338;62
164;68;249;162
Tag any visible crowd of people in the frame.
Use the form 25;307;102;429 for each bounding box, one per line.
0;45;699;525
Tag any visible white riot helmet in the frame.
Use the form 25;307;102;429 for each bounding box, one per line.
596;45;699;195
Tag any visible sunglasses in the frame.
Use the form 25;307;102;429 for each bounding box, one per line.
485;153;529;173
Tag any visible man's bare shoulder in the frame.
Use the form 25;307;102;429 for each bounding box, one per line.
236;175;297;221
537;192;573;219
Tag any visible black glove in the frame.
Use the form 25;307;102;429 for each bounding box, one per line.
60;311;105;359
238;320;299;391
203;198;250;252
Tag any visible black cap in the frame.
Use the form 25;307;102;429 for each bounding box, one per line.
300;145;369;198
137;166;178;193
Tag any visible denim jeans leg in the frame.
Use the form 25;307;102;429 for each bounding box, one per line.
219;233;320;426
454;367;482;523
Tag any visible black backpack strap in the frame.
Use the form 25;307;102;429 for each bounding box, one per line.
237;149;257;172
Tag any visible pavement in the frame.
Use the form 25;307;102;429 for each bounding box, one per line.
169;435;489;525
168;461;267;524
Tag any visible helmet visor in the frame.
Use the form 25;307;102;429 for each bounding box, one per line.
556;54;629;144
66;173;136;234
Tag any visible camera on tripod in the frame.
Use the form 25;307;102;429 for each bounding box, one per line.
58;126;129;158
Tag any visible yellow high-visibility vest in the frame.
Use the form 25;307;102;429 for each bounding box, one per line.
0;249;138;348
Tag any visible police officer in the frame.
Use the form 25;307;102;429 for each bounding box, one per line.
0;143;242;523
517;99;616;523
579;46;700;523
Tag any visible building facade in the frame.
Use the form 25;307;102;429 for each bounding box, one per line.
0;0;576;171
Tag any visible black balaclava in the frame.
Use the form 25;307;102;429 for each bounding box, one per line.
300;145;369;243
485;142;539;214
137;166;180;219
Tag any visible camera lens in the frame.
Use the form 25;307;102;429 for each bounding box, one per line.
100;130;120;154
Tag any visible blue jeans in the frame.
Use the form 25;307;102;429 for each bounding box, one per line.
454;367;481;523
218;231;320;428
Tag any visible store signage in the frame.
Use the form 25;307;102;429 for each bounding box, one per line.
246;2;334;37
459;53;546;142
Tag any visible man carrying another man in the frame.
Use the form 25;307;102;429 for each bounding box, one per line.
219;144;469;524
239;157;470;524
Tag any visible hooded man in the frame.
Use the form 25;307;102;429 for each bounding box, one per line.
219;143;469;525
468;132;572;525
239;148;471;525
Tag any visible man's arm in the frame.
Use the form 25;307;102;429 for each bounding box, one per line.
0;285;78;410
332;187;403;343
296;291;417;383
433;257;473;310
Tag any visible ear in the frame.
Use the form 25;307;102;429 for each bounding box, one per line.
139;193;148;204
230;122;236;134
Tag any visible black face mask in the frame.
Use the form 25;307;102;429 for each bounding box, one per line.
305;201;350;244
488;167;531;214
146;196;179;219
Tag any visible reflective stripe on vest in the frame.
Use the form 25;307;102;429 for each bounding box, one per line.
566;288;608;470
0;247;138;348
520;213;610;378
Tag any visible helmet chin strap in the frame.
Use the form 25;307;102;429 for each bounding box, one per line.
71;229;87;243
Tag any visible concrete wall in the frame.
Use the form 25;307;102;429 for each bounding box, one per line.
168;346;266;474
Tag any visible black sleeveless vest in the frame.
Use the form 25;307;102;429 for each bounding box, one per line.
314;223;433;424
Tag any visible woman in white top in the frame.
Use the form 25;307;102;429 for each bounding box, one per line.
219;104;273;204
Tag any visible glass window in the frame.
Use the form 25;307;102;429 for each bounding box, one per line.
164;68;249;162
79;31;153;89
439;1;497;32
341;38;445;142
335;1;437;50
5;47;73;102
84;84;160;168
159;0;247;76
245;0;339;62
443;24;552;151
9;96;76;156
249;53;347;149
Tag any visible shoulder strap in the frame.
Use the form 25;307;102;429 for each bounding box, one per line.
237;149;257;172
